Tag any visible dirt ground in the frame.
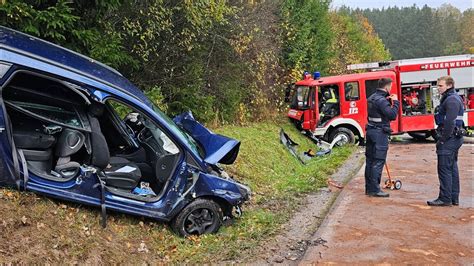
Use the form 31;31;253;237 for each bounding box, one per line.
300;140;474;264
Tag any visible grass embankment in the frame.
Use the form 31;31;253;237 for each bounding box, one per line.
0;121;354;264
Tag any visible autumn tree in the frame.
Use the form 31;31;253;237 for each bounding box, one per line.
328;11;390;75
459;9;474;53
360;4;472;59
281;0;334;79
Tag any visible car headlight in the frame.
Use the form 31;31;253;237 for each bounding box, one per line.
237;183;251;201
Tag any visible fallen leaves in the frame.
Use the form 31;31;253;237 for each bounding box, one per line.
138;241;149;253
1;190;19;201
327;178;344;191
82;226;94;237
36;222;45;229
20;216;29;226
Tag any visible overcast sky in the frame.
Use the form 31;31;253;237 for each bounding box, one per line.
331;0;473;11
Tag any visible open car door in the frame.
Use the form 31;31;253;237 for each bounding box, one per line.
0;76;21;188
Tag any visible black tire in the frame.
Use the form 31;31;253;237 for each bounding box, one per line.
395;180;402;190
294;116;304;131
171;199;223;237
329;127;355;146
408;132;429;141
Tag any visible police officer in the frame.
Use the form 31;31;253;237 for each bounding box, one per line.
427;76;464;206
365;78;399;197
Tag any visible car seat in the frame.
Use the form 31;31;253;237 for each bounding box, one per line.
53;128;85;179
13;129;55;174
88;103;141;190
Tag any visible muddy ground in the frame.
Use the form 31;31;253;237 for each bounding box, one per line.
300;138;473;264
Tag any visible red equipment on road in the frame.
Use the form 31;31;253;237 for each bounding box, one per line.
383;163;402;190
286;54;474;144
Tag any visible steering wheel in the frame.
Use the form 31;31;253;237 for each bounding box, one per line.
124;122;136;137
137;126;149;143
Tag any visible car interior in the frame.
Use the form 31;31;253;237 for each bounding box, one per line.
2;71;181;200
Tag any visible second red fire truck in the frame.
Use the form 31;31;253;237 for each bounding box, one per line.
286;54;474;144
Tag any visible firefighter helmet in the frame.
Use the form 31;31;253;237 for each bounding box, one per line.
323;90;331;100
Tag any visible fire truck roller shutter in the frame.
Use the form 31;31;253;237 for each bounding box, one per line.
400;69;447;84
450;67;473;89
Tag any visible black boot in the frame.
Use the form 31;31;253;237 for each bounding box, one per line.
368;191;389;197
427;199;451;206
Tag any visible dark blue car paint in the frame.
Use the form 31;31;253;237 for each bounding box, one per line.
193;173;249;206
0;26;249;225
0;27;151;106
173;112;241;165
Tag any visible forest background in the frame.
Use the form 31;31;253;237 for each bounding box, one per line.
1;0;472;125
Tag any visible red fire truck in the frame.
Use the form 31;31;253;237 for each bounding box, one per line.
286;54;474;144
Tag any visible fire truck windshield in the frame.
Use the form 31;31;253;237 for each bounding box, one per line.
290;86;311;110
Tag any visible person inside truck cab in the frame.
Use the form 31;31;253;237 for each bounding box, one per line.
319;86;338;124
345;83;358;101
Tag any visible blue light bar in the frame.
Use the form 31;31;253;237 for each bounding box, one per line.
303;71;309;79
313;71;321;79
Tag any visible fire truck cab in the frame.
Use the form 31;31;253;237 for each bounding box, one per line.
286;54;474;144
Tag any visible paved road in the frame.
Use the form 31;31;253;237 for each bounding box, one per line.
301;140;473;265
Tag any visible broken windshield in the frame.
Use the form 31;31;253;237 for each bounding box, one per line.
151;105;205;159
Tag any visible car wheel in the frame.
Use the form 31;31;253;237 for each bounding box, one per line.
171;199;223;237
329;127;355;146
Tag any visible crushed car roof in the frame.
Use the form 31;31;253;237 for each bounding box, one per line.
0;26;151;106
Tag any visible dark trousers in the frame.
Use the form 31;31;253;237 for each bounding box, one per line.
364;128;389;193
436;136;463;203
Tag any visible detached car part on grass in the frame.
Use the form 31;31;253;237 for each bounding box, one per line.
0;27;250;237
279;128;343;164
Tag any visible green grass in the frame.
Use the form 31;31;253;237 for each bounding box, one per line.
216;121;353;200
0;120;354;264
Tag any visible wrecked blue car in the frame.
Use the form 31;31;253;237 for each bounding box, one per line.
0;27;250;236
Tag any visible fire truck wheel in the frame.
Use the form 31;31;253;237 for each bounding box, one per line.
408;132;429;141
330;127;355;146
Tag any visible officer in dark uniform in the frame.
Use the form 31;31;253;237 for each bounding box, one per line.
365;78;400;197
427;76;464;206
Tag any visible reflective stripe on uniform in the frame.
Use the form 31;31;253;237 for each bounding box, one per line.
368;117;382;122
456;115;463;120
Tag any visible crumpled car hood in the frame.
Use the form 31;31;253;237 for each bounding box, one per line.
173;111;240;165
